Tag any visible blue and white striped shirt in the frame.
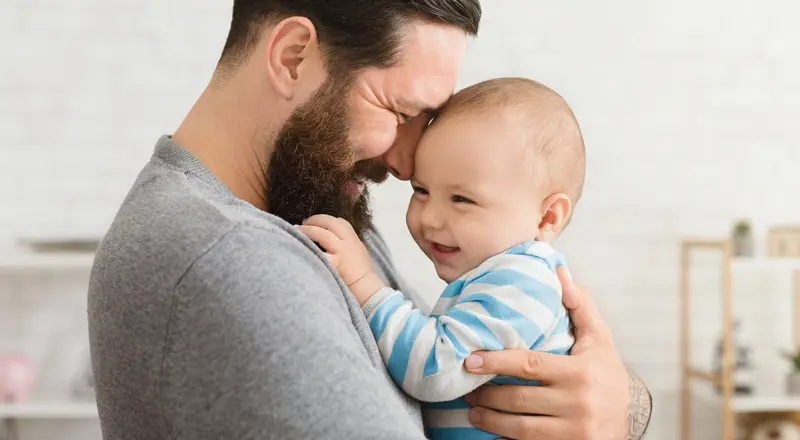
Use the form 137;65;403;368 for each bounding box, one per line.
362;241;574;440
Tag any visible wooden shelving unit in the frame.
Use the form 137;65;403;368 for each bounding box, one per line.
0;249;97;440
0;402;97;419
680;239;800;439
0;402;98;440
0;251;94;273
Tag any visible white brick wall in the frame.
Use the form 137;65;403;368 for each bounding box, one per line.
3;1;800;439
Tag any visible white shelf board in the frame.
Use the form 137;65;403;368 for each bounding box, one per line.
0;402;98;419
732;257;800;270
731;395;800;413
0;252;95;272
696;390;800;414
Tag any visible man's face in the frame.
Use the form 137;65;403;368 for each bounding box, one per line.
266;20;468;234
267;76;386;235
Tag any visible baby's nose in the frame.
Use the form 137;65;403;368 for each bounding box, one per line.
420;205;445;230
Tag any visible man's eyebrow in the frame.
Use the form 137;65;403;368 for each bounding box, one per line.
420;106;438;116
397;98;439;116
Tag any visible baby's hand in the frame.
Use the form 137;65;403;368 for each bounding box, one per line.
297;214;386;305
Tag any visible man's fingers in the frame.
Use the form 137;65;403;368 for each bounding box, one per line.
467;384;568;416
297;224;341;253
468;407;568;440
556;267;576;308
556;266;604;336
303;214;354;240
558;275;611;344
556;266;572;286
465;349;580;383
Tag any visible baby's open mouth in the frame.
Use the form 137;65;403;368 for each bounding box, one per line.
432;242;459;253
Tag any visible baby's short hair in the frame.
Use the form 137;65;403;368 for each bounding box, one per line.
432;77;586;204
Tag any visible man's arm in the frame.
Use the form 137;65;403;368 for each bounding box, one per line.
626;367;652;440
159;226;426;440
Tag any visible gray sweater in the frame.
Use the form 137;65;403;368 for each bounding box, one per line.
88;136;426;440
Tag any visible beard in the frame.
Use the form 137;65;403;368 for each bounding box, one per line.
265;76;389;237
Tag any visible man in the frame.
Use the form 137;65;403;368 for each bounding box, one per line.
88;1;652;439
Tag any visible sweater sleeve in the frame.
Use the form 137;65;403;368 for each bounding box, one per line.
362;253;566;402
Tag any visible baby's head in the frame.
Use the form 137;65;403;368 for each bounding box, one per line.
406;77;585;282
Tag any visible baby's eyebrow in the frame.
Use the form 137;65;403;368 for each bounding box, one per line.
410;177;426;187
446;182;478;195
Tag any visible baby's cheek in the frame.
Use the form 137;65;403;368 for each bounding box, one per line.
466;225;513;260
405;204;423;241
405;204;415;230
456;227;492;262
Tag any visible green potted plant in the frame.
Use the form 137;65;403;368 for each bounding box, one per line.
732;220;754;257
781;348;800;395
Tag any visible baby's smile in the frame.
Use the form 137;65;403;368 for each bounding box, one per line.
429;241;461;262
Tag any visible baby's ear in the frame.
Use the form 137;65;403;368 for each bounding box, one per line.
537;193;572;240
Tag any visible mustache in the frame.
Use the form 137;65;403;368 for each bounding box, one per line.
351;159;389;184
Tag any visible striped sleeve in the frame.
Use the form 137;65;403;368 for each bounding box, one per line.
363;253;564;402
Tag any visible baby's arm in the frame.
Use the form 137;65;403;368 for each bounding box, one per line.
297;215;388;305
298;214;566;401
363;254;565;402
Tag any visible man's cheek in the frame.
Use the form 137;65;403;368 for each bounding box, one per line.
353;125;399;161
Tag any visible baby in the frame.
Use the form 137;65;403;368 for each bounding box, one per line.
300;77;586;440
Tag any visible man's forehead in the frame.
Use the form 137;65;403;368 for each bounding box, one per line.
391;21;467;111
389;64;460;114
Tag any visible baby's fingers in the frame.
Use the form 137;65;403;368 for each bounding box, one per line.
297;224;341;253
303;214;356;240
324;252;338;267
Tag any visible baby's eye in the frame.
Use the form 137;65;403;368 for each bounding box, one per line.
452;195;476;204
412;185;429;196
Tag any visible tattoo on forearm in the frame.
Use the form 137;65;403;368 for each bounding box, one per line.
626;369;652;440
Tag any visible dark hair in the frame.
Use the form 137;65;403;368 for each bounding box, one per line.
219;0;481;74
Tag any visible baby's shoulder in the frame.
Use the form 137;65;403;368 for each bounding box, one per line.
503;240;566;273
463;241;565;286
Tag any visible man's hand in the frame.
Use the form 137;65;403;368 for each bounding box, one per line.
297;215;385;305
462;267;647;440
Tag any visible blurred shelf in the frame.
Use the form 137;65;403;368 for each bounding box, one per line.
680;239;800;440
0;252;95;272
686;367;721;386
695;391;800;414
0;401;98;419
731;395;800;413
732;257;800;270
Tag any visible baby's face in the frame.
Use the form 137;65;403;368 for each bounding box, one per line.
406;112;544;283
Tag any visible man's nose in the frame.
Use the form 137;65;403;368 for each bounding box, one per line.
382;115;427;180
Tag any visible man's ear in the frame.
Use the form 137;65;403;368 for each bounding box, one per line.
264;16;321;101
537;193;572;241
